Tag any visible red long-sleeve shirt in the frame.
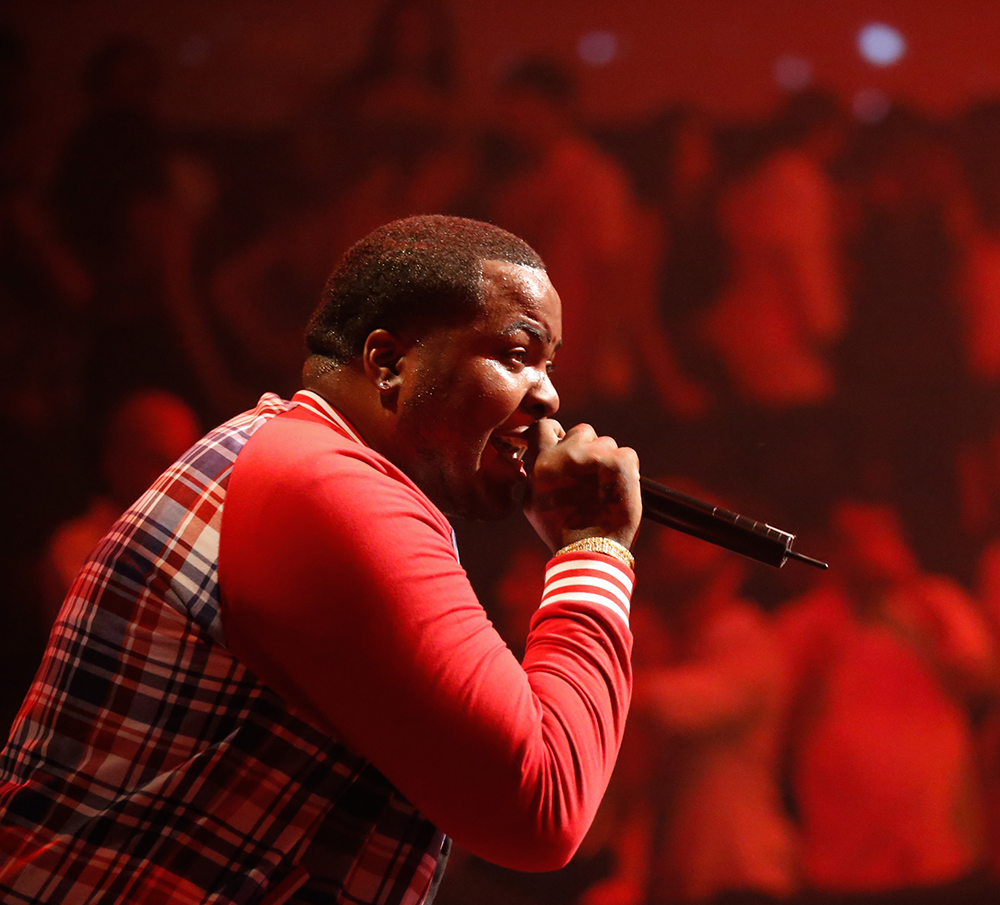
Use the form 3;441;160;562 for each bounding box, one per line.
219;395;634;871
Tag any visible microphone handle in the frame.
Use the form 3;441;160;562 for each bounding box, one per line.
639;477;828;570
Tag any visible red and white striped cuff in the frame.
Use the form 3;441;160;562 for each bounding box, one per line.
540;552;634;627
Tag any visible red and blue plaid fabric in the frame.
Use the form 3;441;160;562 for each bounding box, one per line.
0;393;448;904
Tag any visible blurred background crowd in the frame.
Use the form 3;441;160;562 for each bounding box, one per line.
6;1;1000;903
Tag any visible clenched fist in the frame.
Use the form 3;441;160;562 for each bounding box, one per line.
523;419;641;553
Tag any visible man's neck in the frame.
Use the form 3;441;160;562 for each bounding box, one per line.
302;362;388;456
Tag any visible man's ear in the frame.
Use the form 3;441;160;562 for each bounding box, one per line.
362;328;409;393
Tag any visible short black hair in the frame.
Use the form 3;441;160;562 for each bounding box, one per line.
305;215;545;363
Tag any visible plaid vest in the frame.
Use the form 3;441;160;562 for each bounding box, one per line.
0;393;448;904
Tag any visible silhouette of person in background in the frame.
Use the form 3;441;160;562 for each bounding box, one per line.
211;0;475;401
0;25;96;742
838;108;972;579
779;501;995;904
489;59;703;418
644;106;730;397
52;38;227;425
592;483;797;905
704;90;846;411
338;0;458;166
0;25;91;434
696;90;847;524
39;389;201;625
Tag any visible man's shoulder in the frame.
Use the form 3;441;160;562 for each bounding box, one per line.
243;401;381;471
223;390;369;464
231;397;453;537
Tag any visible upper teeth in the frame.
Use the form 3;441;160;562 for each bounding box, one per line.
495;436;527;460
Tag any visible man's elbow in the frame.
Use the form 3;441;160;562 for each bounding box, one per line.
473;820;589;873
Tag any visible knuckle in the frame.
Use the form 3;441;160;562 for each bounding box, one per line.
596;435;618;454
619;447;640;470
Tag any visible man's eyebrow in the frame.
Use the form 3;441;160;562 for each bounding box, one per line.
502;320;553;345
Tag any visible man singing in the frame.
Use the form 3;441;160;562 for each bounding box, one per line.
0;216;641;904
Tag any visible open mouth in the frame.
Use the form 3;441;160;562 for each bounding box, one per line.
490;431;530;474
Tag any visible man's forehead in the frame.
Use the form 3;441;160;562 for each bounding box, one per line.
480;258;546;280
479;259;554;304
478;259;561;336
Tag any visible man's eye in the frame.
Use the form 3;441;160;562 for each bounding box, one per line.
507;349;528;365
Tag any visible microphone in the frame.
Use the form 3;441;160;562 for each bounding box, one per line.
640;477;828;570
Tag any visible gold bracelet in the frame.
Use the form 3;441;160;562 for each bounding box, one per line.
555;537;635;569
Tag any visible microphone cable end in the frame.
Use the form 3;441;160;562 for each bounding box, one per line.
786;548;829;570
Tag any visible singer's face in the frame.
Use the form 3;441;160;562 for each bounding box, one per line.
392;260;562;520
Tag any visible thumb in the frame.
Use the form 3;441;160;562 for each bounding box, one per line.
525;418;565;473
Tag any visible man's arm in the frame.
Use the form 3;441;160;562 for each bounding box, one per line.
219;415;634;872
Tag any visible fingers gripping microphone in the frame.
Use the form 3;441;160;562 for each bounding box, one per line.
639;477;828;570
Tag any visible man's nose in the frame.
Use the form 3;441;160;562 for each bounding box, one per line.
524;368;559;419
